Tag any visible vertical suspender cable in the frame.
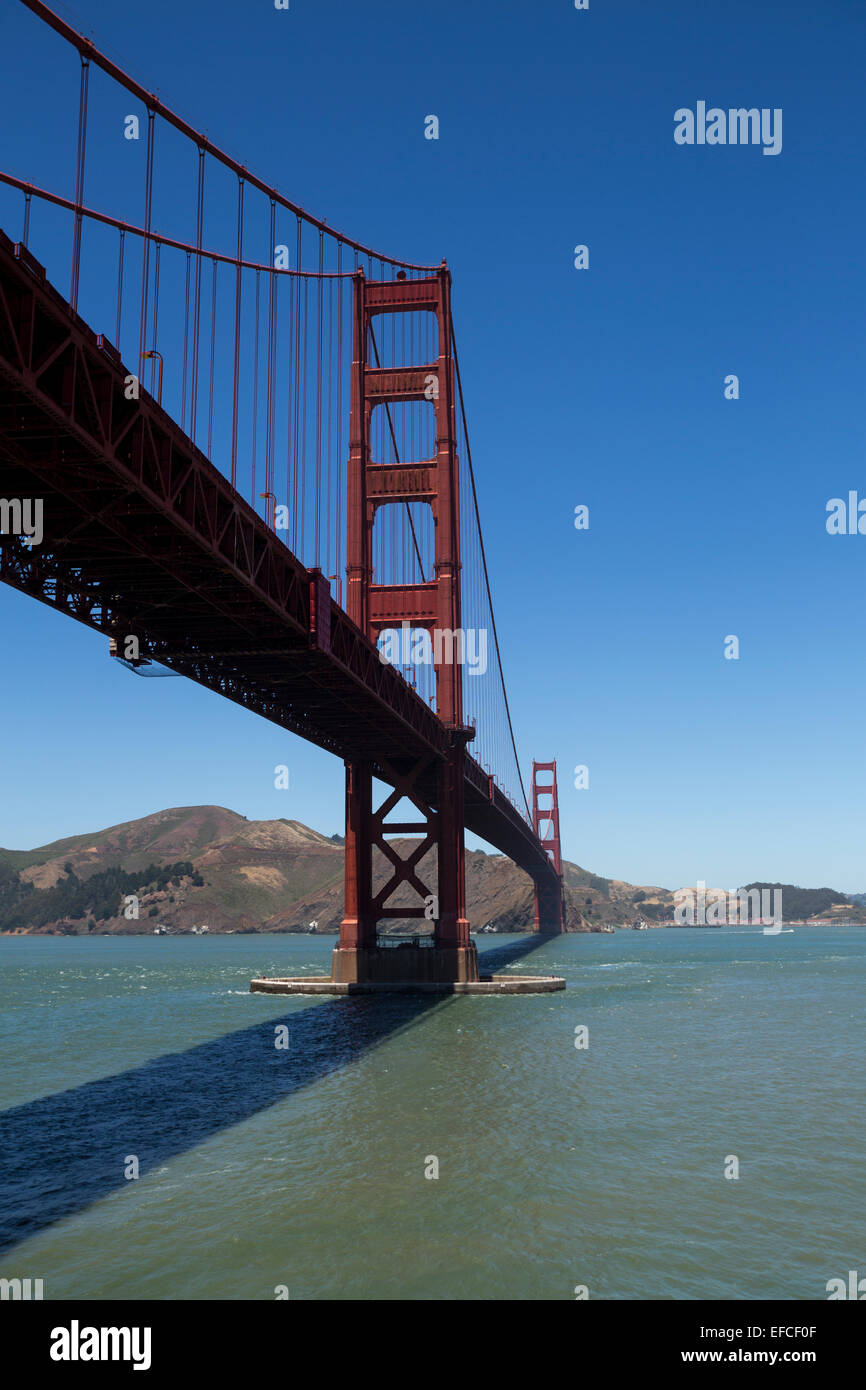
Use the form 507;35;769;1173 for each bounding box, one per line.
301;277;308;558
138;108;155;368
252;268;261;506
181;251;191;432
230;177;244;489
285;238;295;545
115;228;125;348
326;260;333;580
151;242;161;394
292;218;302;551
189;146;205;442
315;229;324;563
207;258;217;459
265;198;277;514
336;240;343;601
70;53;90;311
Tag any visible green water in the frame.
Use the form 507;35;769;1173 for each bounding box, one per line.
0;929;863;1299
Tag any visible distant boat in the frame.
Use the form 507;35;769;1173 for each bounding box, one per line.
632;918;649;931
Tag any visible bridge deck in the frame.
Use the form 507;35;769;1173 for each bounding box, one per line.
0;229;557;888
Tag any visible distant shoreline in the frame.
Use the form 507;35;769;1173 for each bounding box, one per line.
5;921;866;939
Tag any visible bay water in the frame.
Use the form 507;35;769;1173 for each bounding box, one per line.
0;928;862;1300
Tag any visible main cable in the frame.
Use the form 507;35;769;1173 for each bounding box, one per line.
451;325;531;821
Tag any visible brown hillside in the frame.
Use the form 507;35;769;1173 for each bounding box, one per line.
0;805;667;935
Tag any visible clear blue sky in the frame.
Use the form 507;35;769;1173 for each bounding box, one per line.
0;0;864;892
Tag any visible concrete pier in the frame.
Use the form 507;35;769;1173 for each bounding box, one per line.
330;941;480;985
250;973;565;995
251;930;565;995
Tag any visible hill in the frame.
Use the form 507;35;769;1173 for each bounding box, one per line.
0;804;631;935
0;808;344;935
0;808;859;934
740;882;860;923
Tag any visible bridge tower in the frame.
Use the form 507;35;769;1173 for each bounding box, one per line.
531;760;566;933
333;265;478;985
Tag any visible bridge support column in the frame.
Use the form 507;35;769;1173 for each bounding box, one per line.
531;760;566;934
534;876;566;934
331;263;481;987
332;745;478;985
335;761;376;966
433;739;476;981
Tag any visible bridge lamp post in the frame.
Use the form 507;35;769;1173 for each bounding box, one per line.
140;350;163;406
259;491;277;528
327;573;343;607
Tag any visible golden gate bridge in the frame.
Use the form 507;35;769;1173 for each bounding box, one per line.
0;0;567;990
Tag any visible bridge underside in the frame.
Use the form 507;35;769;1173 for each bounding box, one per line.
0;231;564;939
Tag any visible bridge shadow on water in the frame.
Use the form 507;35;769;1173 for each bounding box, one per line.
0;934;556;1256
477;931;556;975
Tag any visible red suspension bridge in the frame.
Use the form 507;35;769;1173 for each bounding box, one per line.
0;0;566;986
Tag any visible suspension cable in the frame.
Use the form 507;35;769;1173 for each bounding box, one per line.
19;0;438;273
451;325;531;821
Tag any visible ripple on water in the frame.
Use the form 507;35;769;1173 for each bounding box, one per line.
0;930;864;1298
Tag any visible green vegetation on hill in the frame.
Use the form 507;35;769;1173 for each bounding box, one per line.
0;861;197;931
740;883;850;920
0;860;25;914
